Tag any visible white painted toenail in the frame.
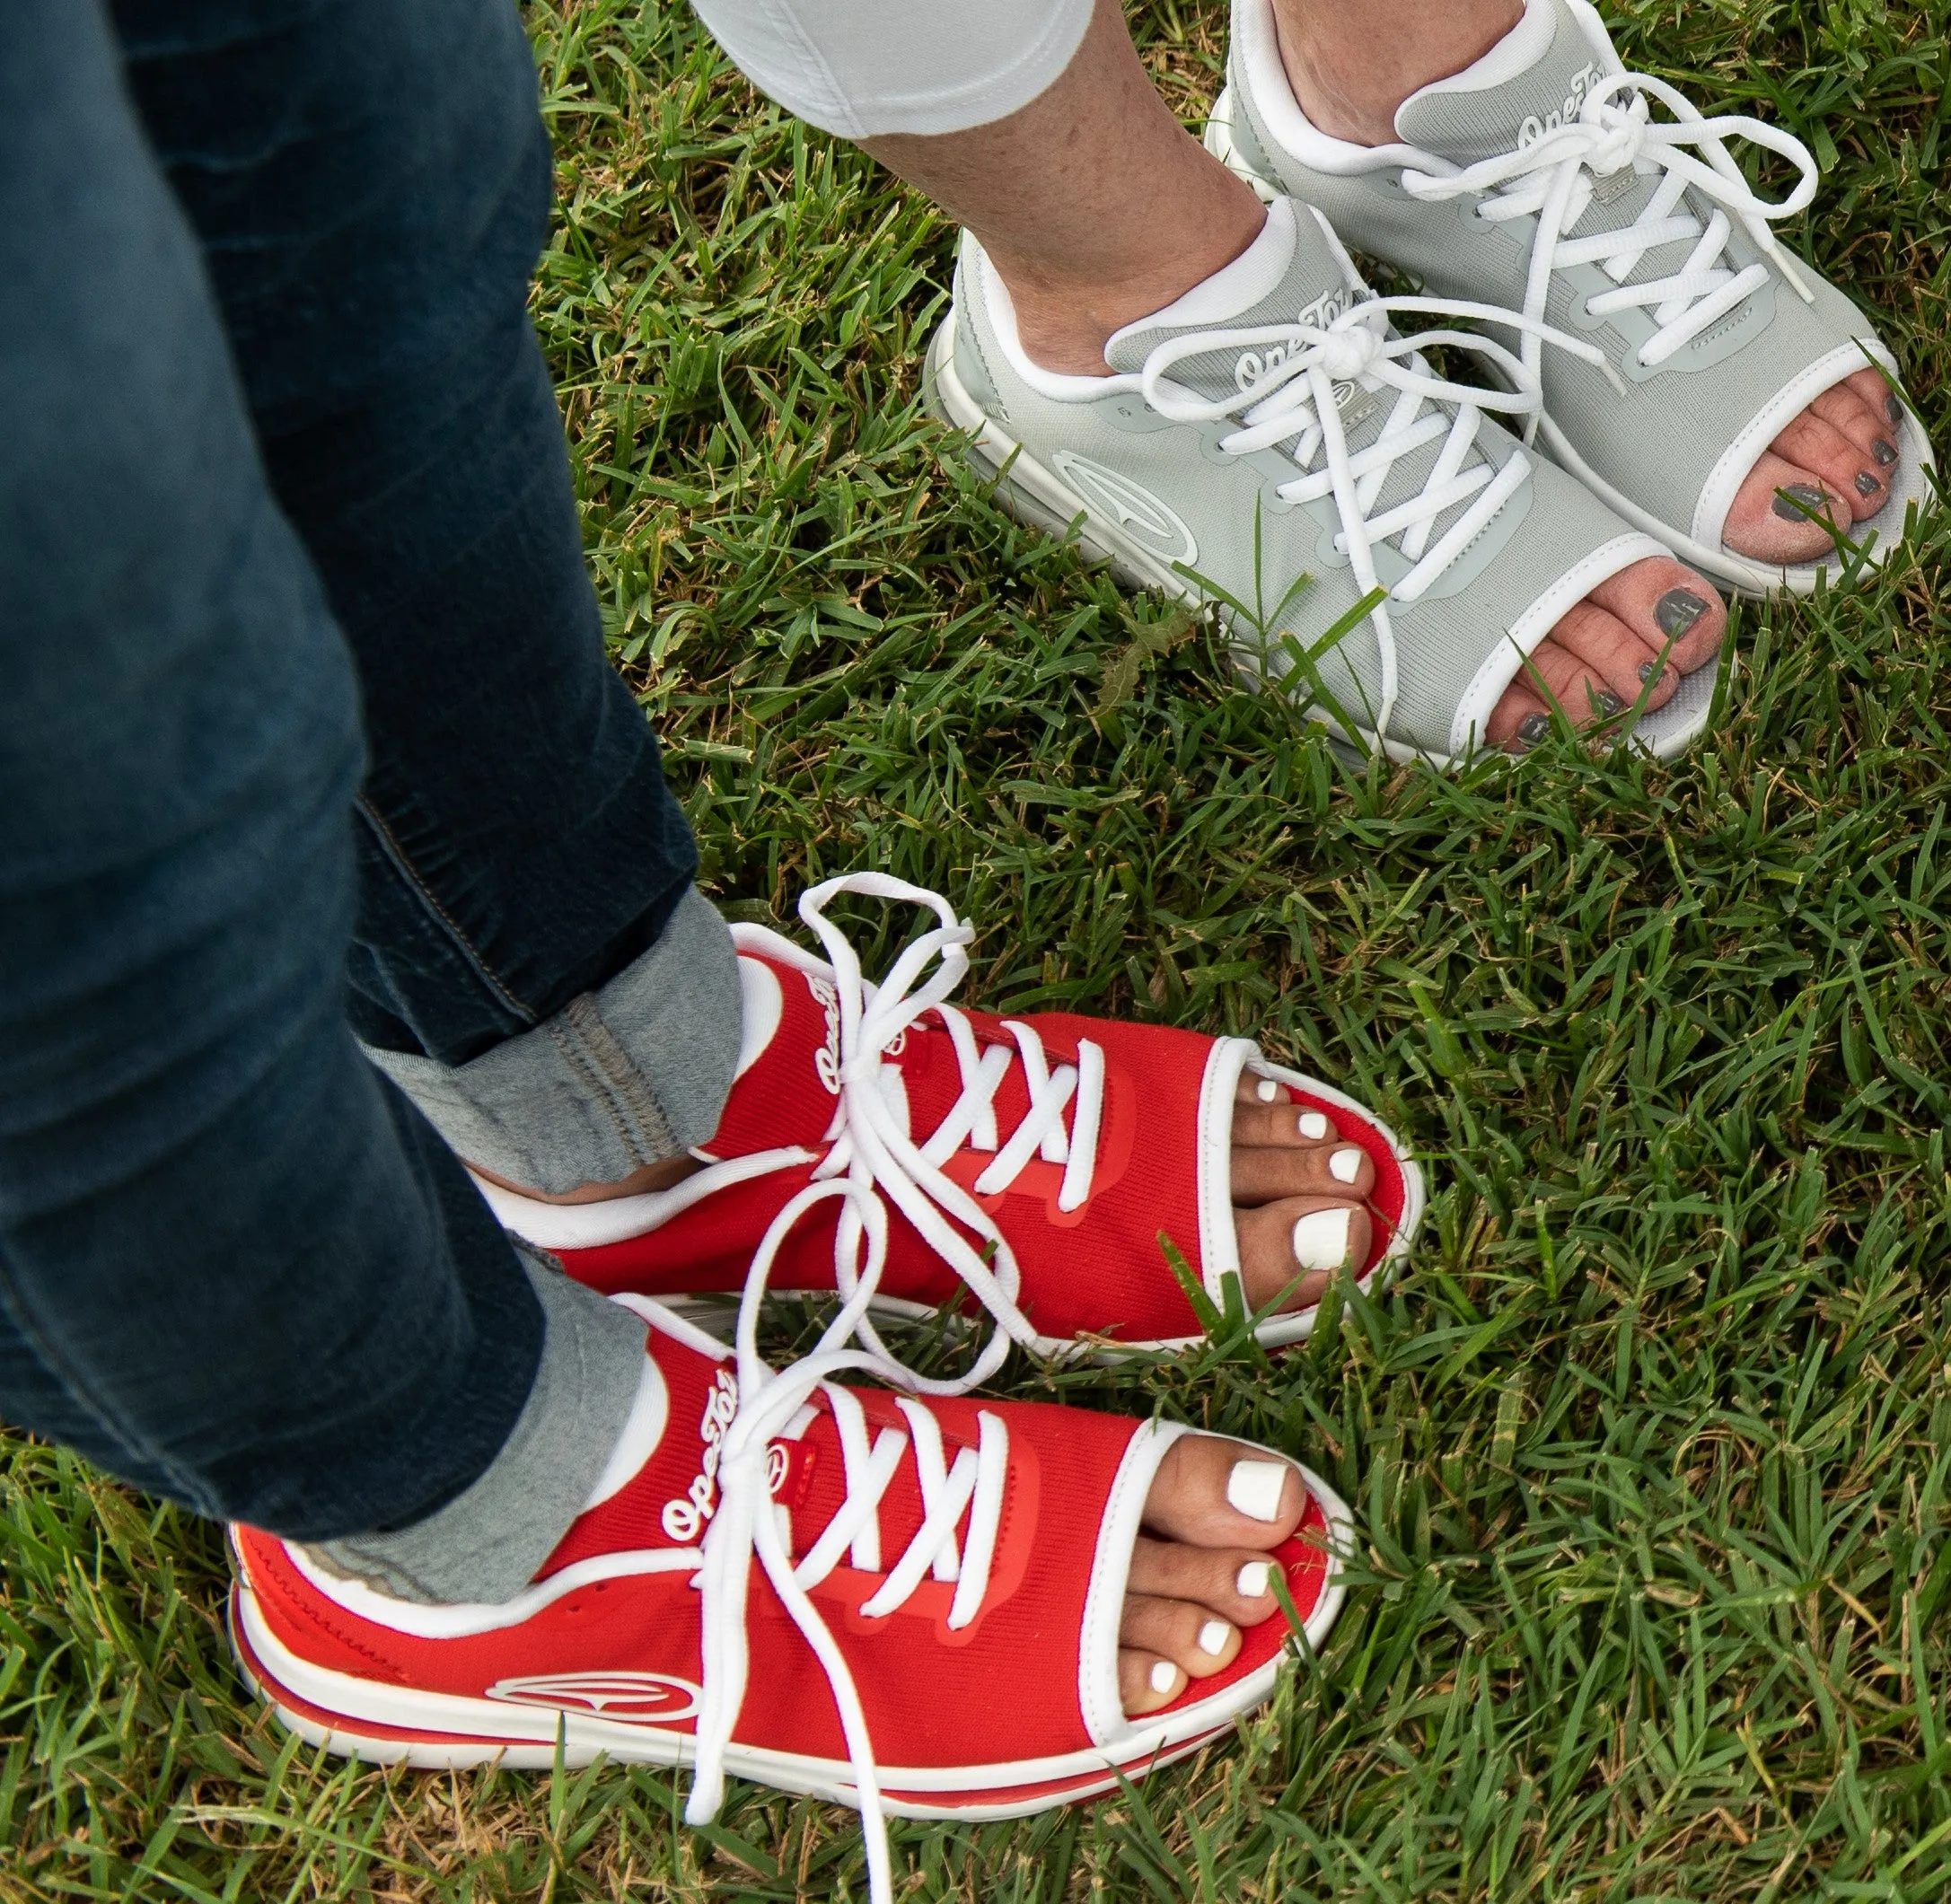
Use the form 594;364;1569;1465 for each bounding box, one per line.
1227;1459;1289;1522
1150;1660;1179;1695
1292;1207;1352;1270
1329;1146;1363;1184
1198;1619;1230;1656
1256;1077;1279;1102
1297;1110;1330;1140
1236;1560;1273;1599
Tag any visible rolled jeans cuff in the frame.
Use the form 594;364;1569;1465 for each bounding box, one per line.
363;884;741;1196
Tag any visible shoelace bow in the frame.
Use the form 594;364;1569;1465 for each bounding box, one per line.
686;1171;1009;1904
1402;70;1819;396
782;872;1105;1393
683;875;1112;1901
1137;291;1614;742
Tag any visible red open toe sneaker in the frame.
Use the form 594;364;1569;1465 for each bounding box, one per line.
231;1289;1350;1904
473;874;1425;1358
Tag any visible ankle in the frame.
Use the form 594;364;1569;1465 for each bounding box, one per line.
1271;0;1524;146
472;1153;704;1205
986;201;1268;378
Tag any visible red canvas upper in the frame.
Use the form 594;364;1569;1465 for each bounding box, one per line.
233;1308;1339;1797
506;884;1412;1349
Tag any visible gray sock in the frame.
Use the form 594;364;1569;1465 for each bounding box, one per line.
309;1245;649;1604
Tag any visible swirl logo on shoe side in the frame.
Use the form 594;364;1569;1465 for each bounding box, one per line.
1050;453;1198;566
485;1671;703;1725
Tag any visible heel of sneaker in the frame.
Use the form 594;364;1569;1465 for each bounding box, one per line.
1202;87;1279;201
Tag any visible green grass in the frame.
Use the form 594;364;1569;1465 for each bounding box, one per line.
6;1;1951;1897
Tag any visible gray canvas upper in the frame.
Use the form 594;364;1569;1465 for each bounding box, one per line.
1217;0;1934;593
936;196;1684;763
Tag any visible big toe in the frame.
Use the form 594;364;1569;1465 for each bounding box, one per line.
1142;1434;1307;1549
1586;557;1727;677
1235;1196;1370;1314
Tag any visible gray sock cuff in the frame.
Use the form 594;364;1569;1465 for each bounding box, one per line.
364;885;742;1197
309;1246;648;1605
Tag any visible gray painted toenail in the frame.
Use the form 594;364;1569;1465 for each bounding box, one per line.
1638;660;1659;683
1855;471;1881;497
1773;484;1829;521
1595;690;1624;716
1888;395;1905;426
1874;438;1899;466
1517;712;1551;744
1656;589;1709;637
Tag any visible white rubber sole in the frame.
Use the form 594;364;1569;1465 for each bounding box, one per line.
1202;85;1937;603
230;1467;1351;1819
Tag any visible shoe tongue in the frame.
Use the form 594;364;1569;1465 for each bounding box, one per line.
1395;0;1610;166
1103;197;1359;405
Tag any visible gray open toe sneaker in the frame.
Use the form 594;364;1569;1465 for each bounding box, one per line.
927;196;1715;765
1208;0;1936;596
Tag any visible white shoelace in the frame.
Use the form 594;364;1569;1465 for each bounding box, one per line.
1136;293;1614;741
1402;71;1819;397
680;876;1117;1901
685;1172;1009;1904
740;872;1106;1393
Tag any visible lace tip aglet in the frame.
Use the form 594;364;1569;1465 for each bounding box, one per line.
1601;359;1629;398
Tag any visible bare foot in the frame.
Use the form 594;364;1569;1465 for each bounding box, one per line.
1118;1433;1313;1713
1720;368;1901;564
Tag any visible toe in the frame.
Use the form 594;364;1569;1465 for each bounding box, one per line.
1487;678;1552;752
1586;557;1727;677
1231;1097;1341;1149
1120;1648;1187;1715
1723;451;1847;563
1120;1592;1241;1679
1773;409;1888;522
1235;1074;1292;1109
1844;364;1903;434
1487;636;1622;748
1126;1533;1286;1627
1232;1136;1373;1205
1809;381;1898;473
1235;1195;1370;1312
1539;600;1680;713
1142;1435;1306;1549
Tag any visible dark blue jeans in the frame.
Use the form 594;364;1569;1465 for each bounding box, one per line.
0;0;700;1540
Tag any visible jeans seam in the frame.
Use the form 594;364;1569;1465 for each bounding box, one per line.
356;791;538;1026
549;996;677;1170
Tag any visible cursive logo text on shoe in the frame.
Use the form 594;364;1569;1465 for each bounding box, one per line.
1517;62;1602;148
806;972;843;1093
662;1368;738;1541
1233;286;1357;395
486;1671;703;1725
